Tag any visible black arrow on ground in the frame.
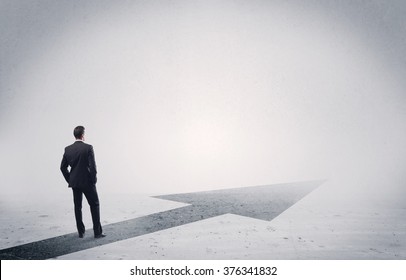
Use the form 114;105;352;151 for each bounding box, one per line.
0;180;324;259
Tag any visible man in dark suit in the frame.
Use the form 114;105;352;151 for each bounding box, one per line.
60;126;106;238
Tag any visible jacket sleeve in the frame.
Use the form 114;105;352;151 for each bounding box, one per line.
88;145;97;184
60;152;70;184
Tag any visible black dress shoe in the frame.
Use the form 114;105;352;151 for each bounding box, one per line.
94;233;106;239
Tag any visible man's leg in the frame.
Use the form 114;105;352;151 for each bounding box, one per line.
83;186;103;237
72;188;85;237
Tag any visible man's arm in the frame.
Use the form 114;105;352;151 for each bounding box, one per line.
60;152;70;183
88;145;97;185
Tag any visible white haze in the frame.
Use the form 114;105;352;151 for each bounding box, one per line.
0;1;405;207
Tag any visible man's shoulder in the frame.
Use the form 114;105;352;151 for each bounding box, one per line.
82;142;93;149
65;141;93;151
64;142;75;150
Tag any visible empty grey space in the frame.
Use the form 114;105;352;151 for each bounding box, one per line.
0;0;405;260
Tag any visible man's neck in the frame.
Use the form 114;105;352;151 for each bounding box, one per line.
75;138;84;142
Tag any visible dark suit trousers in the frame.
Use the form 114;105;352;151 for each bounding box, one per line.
72;187;102;236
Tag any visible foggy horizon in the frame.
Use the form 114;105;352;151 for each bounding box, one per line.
1;0;405;204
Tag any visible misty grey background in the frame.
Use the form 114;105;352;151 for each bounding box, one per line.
0;0;405;206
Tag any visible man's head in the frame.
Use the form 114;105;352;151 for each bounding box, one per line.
73;126;85;140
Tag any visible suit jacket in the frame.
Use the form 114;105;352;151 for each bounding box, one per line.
60;141;97;189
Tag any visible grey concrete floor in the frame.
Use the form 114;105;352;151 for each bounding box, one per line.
0;181;405;260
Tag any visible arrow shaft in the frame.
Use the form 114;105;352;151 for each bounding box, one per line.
0;205;218;260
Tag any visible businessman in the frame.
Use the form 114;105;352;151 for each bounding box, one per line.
60;126;106;238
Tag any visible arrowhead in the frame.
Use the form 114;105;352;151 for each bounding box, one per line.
154;180;324;221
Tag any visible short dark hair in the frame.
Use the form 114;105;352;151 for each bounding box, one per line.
73;126;85;139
